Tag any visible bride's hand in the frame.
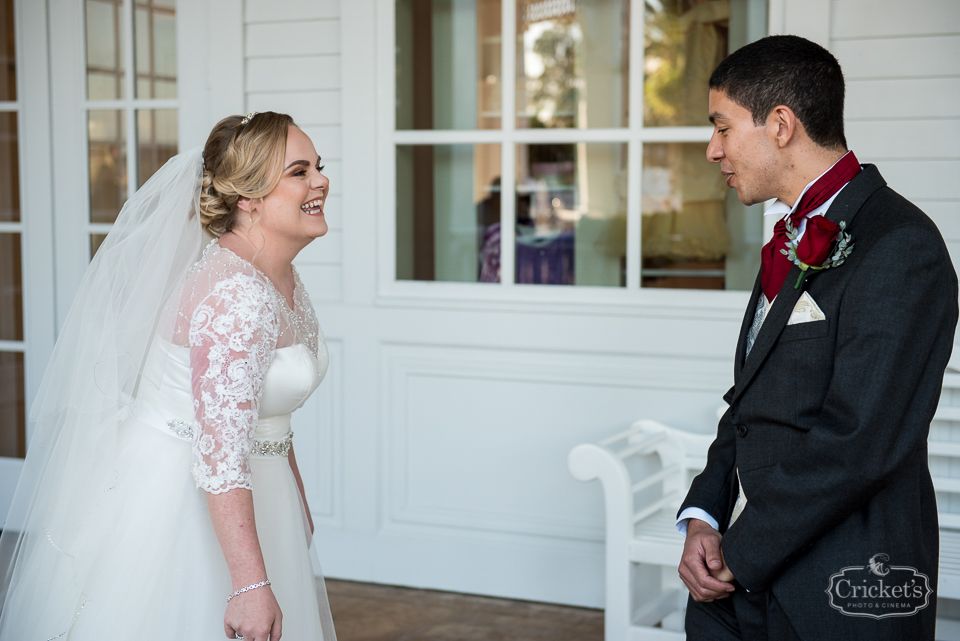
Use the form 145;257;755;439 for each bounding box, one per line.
224;586;282;641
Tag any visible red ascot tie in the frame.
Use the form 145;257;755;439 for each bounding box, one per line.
760;151;861;302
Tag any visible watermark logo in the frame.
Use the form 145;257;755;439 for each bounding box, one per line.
825;553;933;619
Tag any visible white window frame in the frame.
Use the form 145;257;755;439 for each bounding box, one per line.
0;0;58;510
375;0;758;318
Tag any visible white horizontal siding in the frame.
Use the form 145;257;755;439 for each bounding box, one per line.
244;0;343;303
830;0;960;257
832;0;960;39
833;35;960;80
847;120;960;160
246;55;341;92
846;78;960;120
246;91;341;126
245;0;339;22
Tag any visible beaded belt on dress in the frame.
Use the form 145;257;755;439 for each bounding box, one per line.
165;419;293;457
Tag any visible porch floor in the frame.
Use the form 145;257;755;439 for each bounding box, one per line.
325;578;604;641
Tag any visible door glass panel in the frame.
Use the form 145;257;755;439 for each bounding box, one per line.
90;233;108;260
0;0;15;102
0;351;25;458
395;0;503;130
88;109;127;224
0;112;18;222
135;0;177;99
396;144;502;282
86;0;125;100
0;232;21;341
516;0;629;129
515;143;627;286
137;108;177;187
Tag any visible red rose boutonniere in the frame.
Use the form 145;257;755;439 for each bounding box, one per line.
782;216;854;288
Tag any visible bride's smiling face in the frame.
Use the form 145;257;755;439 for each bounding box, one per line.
248;125;329;245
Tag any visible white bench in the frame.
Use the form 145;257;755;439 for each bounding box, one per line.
568;419;713;640
570;364;960;641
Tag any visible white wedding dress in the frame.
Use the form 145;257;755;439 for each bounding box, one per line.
0;241;336;639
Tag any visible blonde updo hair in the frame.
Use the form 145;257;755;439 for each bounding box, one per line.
200;111;296;237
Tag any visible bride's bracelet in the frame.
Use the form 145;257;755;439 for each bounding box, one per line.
226;579;271;603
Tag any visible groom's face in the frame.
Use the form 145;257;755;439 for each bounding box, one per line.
707;89;781;206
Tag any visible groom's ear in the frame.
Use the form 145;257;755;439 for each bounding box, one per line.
768;104;799;149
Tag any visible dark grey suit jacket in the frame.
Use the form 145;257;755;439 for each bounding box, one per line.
679;165;959;640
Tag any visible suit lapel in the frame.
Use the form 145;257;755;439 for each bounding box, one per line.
730;164;886;404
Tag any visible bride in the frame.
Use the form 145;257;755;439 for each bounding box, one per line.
0;112;336;640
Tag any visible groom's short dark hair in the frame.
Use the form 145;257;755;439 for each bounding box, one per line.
710;35;847;151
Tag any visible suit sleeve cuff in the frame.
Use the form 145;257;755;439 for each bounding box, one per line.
676;508;719;536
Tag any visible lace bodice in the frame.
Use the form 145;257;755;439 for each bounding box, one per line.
151;241;326;493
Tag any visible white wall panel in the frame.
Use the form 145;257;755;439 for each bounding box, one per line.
245;19;340;57
846;78;960;120
295;264;343;301
833;35;960;80
245;0;339;22
381;344;729;543
246;55;341;92
847;120;960;160
246;90;341;125
832;0;960;39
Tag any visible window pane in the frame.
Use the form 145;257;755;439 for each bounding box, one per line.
517;0;629;129
515;143;626;286
0;0;16;102
135;0;177;99
137;109;177;188
86;0;125;100
90;233;108;260
0;351;25;458
644;0;766;127
0;112;18;222
89;109;127;224
0;232;21;341
641;142;761;290
396;0;502;130
397;144;501;282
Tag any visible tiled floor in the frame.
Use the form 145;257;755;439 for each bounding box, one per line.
325;579;604;641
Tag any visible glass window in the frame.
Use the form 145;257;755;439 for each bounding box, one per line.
86;0;125;100
86;0;178;260
394;0;766;292
0;351;25;459
397;143;501;282
396;0;503;131
517;0;629;129
516;143;626;286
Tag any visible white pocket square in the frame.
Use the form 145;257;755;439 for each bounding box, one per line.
787;292;826;325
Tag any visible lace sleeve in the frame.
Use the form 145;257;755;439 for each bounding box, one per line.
188;273;279;494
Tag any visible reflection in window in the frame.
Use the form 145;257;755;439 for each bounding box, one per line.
137;108;177;187
86;0;125;100
641;142;761;290
0;232;22;341
397;144;501;282
517;0;629;129
0;350;25;458
0;112;18;223
513;143;626;286
135;0;177;98
88;110;127;224
0;0;15;102
396;0;503;130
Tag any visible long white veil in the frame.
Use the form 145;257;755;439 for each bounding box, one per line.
0;148;205;633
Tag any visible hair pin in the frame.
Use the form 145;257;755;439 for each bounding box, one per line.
240;111;259;126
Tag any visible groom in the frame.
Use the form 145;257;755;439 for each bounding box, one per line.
676;35;958;640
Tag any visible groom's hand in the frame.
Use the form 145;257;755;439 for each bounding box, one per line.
679;519;736;601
